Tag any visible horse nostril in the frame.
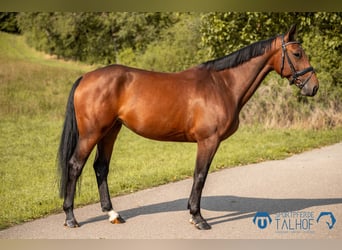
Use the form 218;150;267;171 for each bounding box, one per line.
312;86;319;96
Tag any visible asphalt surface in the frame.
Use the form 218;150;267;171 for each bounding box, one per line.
1;143;341;239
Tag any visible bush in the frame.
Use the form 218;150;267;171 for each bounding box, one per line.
133;14;207;72
0;12;19;33
240;74;342;129
16;12;178;64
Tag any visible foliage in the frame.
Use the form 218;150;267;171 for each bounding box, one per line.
201;12;292;57
301;13;341;86
240;75;342;129
15;12;341;79
200;13;340;57
16;12;178;64
118;14;208;72
0;12;19;33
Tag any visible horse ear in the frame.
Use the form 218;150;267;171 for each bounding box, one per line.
284;24;298;42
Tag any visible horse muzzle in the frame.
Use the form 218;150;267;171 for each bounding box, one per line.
299;74;319;97
290;70;319;97
301;84;319;97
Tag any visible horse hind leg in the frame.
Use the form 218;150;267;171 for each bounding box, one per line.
63;139;95;228
93;122;125;224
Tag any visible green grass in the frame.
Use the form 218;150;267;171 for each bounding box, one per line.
1;32;342;230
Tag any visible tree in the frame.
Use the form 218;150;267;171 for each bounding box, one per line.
200;12;313;57
0;12;19;33
16;12;179;64
118;13;205;72
301;12;341;86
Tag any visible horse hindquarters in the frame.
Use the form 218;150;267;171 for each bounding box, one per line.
57;76;106;227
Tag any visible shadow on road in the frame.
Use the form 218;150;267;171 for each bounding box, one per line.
79;196;342;227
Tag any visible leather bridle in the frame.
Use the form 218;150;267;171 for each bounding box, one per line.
280;35;315;89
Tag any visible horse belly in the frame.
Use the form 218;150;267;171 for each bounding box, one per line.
118;101;191;142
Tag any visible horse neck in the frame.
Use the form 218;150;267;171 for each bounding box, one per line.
218;50;276;109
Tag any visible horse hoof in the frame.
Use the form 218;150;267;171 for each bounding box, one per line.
64;219;80;228
194;221;212;230
110;215;126;224
189;217;212;230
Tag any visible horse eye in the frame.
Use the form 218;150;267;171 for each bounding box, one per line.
293;52;301;58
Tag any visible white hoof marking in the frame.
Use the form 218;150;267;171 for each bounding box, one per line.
108;210;119;222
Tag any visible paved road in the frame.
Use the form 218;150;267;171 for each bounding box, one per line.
1;143;341;239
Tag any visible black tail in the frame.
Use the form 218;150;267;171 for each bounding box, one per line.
57;77;82;199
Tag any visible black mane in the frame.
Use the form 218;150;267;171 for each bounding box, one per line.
200;36;276;71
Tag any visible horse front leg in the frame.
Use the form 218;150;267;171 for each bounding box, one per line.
188;136;220;230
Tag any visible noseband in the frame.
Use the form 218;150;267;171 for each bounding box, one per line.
280;35;315;89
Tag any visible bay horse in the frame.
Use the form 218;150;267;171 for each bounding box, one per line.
57;24;318;230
